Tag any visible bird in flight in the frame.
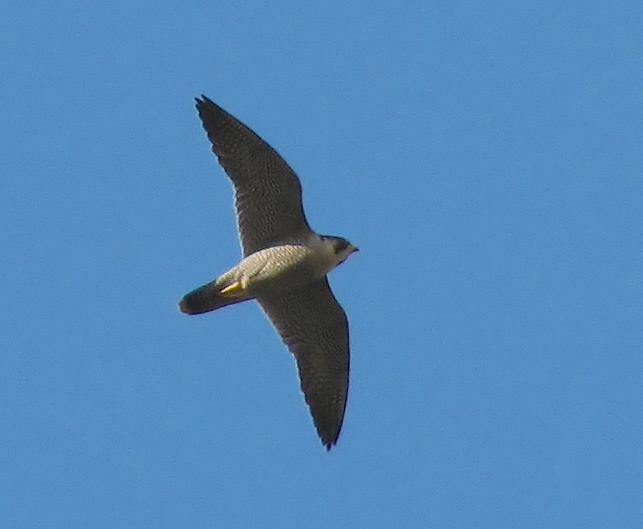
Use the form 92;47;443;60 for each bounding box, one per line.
179;96;358;449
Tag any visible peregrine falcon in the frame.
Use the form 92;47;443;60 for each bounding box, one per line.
179;96;357;450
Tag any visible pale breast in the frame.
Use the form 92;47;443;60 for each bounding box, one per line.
240;244;327;294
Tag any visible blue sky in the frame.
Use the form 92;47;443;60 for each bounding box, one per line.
2;1;642;527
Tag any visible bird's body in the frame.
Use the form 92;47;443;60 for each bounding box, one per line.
179;96;357;449
180;235;352;313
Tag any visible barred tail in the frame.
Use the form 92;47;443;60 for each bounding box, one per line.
178;280;251;315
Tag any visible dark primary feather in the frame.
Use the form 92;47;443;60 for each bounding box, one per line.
258;278;350;449
195;96;312;256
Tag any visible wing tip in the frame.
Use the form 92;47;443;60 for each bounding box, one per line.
323;437;338;451
318;420;343;451
194;94;217;112
195;93;209;102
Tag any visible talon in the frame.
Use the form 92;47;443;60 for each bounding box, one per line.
219;280;243;296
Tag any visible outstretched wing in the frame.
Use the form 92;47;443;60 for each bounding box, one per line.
195;96;312;256
258;278;350;449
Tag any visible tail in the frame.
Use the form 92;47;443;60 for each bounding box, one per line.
178;280;251;315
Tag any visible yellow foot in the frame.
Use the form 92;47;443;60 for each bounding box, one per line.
219;280;243;297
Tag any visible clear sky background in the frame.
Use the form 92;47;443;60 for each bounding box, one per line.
2;1;642;527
